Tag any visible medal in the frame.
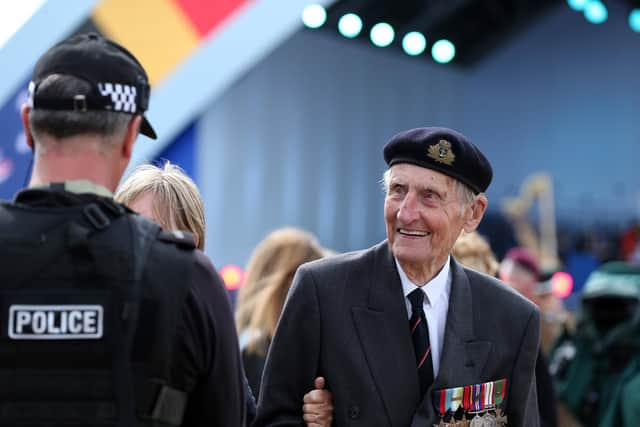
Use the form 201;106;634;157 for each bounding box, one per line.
434;379;508;427
469;414;484;427
482;411;497;427
457;414;470;427
495;408;508;426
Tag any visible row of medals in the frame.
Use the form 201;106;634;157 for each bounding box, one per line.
435;408;507;427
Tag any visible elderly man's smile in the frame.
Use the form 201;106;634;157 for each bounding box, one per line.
398;228;430;237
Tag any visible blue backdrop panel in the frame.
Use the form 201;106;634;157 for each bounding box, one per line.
153;121;197;180
0;80;31;200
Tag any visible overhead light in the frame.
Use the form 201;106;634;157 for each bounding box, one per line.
337;13;363;38
402;32;427;56
583;0;607;24
431;39;455;64
370;22;395;48
566;0;588;11
301;4;327;29
629;8;640;32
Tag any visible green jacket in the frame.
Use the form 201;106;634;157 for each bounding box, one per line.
550;262;640;427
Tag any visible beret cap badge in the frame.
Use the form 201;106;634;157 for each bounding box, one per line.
427;139;456;165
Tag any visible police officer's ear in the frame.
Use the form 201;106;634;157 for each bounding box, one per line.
20;104;35;151
462;194;488;233
121;115;142;160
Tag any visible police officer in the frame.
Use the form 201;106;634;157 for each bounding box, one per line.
0;33;245;426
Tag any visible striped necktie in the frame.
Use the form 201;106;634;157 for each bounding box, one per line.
408;288;434;396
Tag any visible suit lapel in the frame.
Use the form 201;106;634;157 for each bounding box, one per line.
412;259;492;424
352;242;420;427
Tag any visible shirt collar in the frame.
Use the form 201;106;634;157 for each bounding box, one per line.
30;180;113;198
397;255;451;307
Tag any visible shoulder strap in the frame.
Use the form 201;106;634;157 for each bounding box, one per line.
112;214;161;426
131;217;192;427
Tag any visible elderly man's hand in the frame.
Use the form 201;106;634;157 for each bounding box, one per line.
302;377;334;427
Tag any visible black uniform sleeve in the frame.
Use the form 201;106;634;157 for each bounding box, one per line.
253;266;322;426
178;250;247;427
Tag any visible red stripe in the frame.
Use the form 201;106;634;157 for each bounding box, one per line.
463;385;470;410
174;0;251;37
411;316;421;333
417;346;430;368
440;389;446;415
481;383;485;410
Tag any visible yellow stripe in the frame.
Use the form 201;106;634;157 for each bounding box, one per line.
92;0;199;86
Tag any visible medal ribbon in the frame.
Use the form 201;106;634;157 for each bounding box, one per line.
473;383;482;411
433;378;508;415
493;378;507;407
450;386;464;412
434;386;465;415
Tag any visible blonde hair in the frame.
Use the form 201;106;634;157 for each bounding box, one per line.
115;162;206;250
452;231;499;276
235;227;326;354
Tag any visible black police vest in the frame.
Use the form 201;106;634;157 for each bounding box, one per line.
0;198;195;426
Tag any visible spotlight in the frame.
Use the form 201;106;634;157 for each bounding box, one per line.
338;13;363;38
402;32;426;56
567;0;588;11
431;39;455;64
370;22;395;47
302;4;327;29
220;265;245;291
630;9;640;32
584;1;607;24
551;272;574;299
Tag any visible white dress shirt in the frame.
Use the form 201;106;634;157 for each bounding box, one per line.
396;256;452;378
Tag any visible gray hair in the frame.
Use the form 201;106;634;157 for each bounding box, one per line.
28;74;132;141
381;168;478;216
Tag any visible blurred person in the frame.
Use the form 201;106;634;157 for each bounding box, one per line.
0;33;246;425
451;230;499;277
499;247;569;352
498;247;541;304
116;167;333;427
498;248;559;427
235;227;328;397
115;162;205;249
549;262;640;427
254;127;540;426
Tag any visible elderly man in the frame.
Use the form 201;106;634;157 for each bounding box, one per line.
254;127;540;426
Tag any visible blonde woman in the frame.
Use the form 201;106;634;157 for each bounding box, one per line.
236;227;328;398
116;163;333;427
451;230;499;277
115;162;205;249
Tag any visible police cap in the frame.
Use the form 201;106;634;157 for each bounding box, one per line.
29;33;157;139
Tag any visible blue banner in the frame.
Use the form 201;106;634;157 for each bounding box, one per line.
0;79;32;201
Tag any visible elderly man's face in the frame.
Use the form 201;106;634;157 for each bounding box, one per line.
384;163;470;274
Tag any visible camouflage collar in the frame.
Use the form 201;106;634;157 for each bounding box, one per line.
32;180;113;198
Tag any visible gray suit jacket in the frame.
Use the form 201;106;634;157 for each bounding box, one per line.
254;241;540;427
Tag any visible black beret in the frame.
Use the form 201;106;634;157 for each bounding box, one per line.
383;127;493;194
